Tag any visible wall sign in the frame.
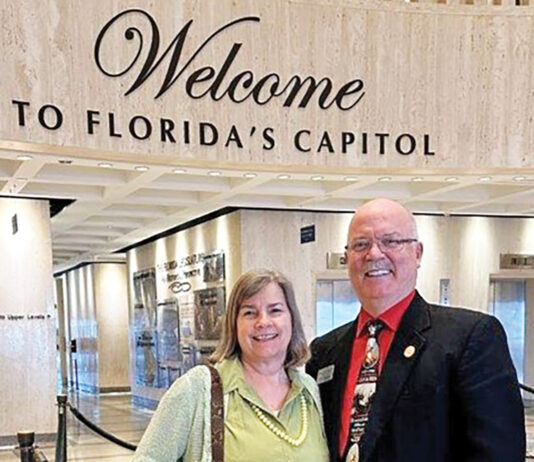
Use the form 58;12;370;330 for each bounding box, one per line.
0;314;52;320
95;10;366;110
326;252;347;269
11;214;18;235
500;254;534;270
3;0;533;168
300;225;315;244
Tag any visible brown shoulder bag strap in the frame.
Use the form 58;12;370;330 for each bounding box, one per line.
207;365;224;462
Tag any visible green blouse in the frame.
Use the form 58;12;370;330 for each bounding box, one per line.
219;357;329;462
133;356;329;462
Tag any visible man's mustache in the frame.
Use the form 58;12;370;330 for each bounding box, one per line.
361;260;393;273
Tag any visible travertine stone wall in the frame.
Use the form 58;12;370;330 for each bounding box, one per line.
0;198;55;442
2;0;534;172
94;263;130;391
63;262;130;392
65;266;99;392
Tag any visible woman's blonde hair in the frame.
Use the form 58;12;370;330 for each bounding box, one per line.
211;269;310;368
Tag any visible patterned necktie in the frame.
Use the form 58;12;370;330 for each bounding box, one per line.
346;319;385;462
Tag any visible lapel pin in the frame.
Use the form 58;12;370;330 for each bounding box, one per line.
404;345;416;358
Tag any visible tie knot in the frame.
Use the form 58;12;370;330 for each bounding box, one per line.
366;319;384;337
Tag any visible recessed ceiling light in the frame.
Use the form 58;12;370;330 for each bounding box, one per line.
98;162;113;168
208;170;222;176
411;177;423;182
445;177;458;182
478;176;492;182
278;174;290;180
344;176;358;182
135;165;149;172
378;176;392;182
173;168;186;174
513;175;526;182
243;172;257;179
311;175;324;181
17;154;33;161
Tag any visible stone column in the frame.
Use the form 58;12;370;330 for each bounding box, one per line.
0;197;56;444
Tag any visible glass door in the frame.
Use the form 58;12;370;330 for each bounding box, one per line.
316;279;360;336
489;279;526;383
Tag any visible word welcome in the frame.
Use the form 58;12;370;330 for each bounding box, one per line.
94;9;365;110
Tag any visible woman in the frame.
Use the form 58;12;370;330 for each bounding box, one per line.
133;269;329;462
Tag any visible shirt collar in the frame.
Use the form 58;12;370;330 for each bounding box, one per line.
216;355;303;405
356;290;415;337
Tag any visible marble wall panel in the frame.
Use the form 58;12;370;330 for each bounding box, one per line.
94;263;130;390
0;198;55;439
2;1;534;170
65;266;99;392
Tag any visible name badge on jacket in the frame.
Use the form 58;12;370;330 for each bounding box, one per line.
316;365;335;384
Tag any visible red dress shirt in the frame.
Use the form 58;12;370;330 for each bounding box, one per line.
338;290;416;455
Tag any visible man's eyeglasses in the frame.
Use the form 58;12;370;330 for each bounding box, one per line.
345;237;418;254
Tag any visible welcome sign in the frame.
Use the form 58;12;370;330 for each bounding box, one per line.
2;0;533;169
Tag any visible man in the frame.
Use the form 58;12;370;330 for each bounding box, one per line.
307;198;525;462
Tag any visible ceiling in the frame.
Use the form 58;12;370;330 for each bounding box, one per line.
0;149;532;273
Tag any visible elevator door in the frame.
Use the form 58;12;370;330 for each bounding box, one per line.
316;279;360;336
489;279;526;383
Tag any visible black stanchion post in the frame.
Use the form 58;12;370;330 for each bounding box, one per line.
55;395;67;462
17;431;36;462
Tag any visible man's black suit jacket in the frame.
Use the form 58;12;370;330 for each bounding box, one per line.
307;292;525;462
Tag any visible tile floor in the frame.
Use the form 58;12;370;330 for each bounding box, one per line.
0;393;150;462
0;394;532;461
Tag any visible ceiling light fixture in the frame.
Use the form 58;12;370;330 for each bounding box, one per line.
135;165;149;172
311;175;324;181
478;176;492;182
513;175;526;182
243;172;257;179
98;162;113;168
173;168;186;174
277;174;290;180
378;176;392;182
344;176;358;182
16;154;33;161
208;170;222;176
411;177;423;182
445;177;458;182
